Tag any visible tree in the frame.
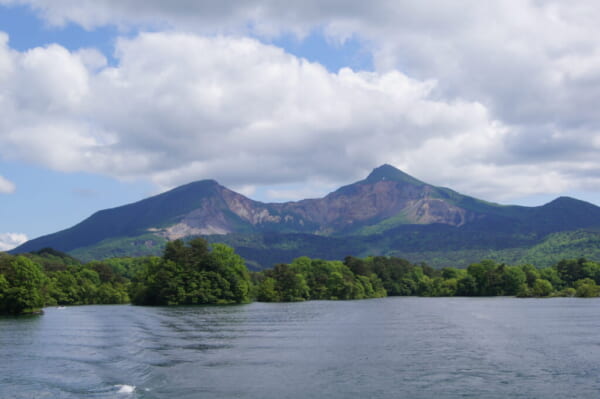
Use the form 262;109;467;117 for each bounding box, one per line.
327;270;353;300
532;279;553;297
344;256;371;276
539;267;564;290
574;278;600;297
581;261;600;284
209;243;251;303
521;264;540;287
268;263;309;302
256;277;279;302
556;258;586;285
441;267;465;280
438;278;458;296
456;274;477;296
130;239;251;305
0;256;46;314
516;283;532;298
502;266;527;296
0;273;8;304
466;260;499;296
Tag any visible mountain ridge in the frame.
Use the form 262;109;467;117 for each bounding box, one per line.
12;165;600;268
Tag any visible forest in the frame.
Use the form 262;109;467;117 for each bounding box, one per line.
1;238;600;315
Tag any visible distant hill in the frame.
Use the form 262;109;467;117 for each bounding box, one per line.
13;165;600;269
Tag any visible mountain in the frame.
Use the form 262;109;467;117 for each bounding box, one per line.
12;165;600;269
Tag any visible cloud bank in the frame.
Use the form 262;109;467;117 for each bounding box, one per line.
0;31;519;197
2;1;600;201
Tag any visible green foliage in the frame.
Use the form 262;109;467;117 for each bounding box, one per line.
130;238;252;306
502;266;527;295
574;278;600;297
532;279;554;297
453;260;526;296
354;211;412;236
70;235;167;262
256;277;280;302
5;239;600;315
24;248;81;271
259;263;309;301
256;255;600;300
519;230;600;267
254;255;600;300
254;257;385;302
196;228;600;271
53;227;600;272
556;287;576;297
0;273;8;304
539;267;563;290
44;263;131;306
516;283;532;298
0;256;46;314
0;250;132;314
457;274;478;296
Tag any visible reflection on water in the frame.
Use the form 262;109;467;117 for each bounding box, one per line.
1;298;600;398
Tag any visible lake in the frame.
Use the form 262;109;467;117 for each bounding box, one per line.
1;297;600;398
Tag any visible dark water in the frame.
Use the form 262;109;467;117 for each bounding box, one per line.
1;298;600;399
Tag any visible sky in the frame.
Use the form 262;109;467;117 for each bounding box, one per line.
2;1;600;250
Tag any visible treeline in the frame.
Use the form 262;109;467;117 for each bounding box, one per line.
340;256;600;298
252;256;600;301
2;239;600;315
0;240;252;314
0;249;131;315
252;257;386;302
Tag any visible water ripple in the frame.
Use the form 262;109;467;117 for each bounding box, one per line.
2;299;600;398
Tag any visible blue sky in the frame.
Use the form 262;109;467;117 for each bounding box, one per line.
2;1;600;249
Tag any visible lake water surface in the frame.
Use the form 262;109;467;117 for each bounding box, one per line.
1;297;600;398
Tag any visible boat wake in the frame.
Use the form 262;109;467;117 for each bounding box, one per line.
114;384;136;394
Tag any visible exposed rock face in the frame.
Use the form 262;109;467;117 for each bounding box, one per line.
155;165;479;237
274;179;476;232
163;222;229;240
402;198;471;226
219;187;283;224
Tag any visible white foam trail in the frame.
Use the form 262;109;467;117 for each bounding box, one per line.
115;384;136;394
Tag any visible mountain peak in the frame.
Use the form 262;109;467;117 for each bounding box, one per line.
365;164;425;186
543;196;595;209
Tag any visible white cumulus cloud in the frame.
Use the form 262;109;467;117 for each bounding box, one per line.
0;232;28;251
1;0;600;201
2;1;600;201
0;174;15;193
0;30;519;200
